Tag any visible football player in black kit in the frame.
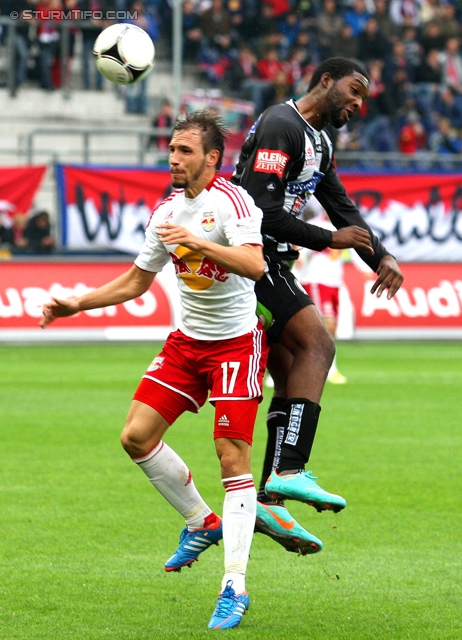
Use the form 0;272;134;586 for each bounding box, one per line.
232;57;404;554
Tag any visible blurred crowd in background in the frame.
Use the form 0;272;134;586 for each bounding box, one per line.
1;0;462;153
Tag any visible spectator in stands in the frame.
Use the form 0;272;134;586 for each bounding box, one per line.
225;44;268;113
263;0;292;19
439;38;462;96
24;211;56;254
359;59;397;151
401;25;422;70
6;0;32;88
257;45;286;82
315;0;344;61
434;3;460;42
373;0;396;41
254;2;280;52
383;39;415;83
389;0;422;29
413;48;443;116
331;23;359;59
428;117;462;154
182;0;203;61
198;0;235;83
36;0;62;91
200;0;233;54
278;11;303;57
420;0;444;25
148;99;174;150
434;85;462;129
285;45;313;87
357;17;390;64
262;68;292;110
419;20;446;56
0;213;13;248
342;0;371;38
398;110;427;152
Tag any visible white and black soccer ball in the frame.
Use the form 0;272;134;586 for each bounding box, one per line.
93;23;155;85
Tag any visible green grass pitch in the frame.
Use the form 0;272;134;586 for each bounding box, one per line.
0;341;461;639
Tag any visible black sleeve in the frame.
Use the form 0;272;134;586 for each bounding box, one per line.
315;165;391;272
261;204;333;251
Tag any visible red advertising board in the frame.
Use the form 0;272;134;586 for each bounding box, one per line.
343;262;462;337
1;261;461;341
0;262;176;341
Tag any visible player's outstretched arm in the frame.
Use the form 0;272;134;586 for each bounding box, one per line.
40;265;156;328
370;255;403;299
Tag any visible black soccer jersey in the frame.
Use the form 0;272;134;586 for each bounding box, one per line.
232;99;389;271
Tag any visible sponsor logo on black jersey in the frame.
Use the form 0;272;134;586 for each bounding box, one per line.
254;149;289;178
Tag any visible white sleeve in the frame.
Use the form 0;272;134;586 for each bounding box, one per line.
221;186;263;247
134;206;170;273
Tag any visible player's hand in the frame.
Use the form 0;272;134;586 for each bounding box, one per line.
156;223;202;251
330;226;374;254
370;255;403;299
40;297;80;328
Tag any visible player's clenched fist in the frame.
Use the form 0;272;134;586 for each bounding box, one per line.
40;297;80;328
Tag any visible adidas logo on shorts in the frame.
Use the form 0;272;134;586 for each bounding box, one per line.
218;414;230;427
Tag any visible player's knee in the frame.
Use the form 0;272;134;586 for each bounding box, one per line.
120;420;147;457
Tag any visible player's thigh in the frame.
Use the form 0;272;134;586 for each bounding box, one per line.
278;304;332;356
255;259;313;342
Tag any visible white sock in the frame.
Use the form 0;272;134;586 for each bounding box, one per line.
221;474;256;594
133;441;212;529
329;354;339;376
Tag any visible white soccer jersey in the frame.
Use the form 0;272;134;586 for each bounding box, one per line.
135;176;263;340
294;213;373;287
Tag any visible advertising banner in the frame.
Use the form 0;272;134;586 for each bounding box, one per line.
0;166;47;219
56;165;173;253
342;262;462;338
341;173;462;262
1;261;460;342
0;261;178;342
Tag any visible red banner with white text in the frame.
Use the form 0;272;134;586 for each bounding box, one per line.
343;262;462;338
56;165;173;253
0;166;47;219
340;173;462;262
0;262;177;341
0;261;460;341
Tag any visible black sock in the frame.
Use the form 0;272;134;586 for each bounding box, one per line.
276;398;321;473
257;396;286;502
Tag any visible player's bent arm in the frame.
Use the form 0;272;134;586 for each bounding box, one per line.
191;239;265;281
157;224;265;280
40;265;156;328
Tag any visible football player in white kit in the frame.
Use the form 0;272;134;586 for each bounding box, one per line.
40;111;268;631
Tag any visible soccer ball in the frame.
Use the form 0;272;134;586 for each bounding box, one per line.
93;23;155;85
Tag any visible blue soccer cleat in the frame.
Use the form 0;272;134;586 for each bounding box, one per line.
255;501;323;555
265;470;347;513
164;518;222;572
208;580;250;630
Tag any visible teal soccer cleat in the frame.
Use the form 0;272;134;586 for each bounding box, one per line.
164;518;222;572
208;580;250;630
255;501;322;555
265;470;347;513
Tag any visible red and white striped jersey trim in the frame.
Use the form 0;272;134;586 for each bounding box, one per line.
222;474;255;492
146;189;183;228
213;176;252;220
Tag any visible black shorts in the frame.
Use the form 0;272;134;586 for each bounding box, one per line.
255;253;314;342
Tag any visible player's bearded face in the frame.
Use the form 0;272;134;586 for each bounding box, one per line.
325;83;348;128
171;157;207;189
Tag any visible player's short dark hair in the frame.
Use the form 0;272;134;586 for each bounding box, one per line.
307;57;369;92
173;110;229;170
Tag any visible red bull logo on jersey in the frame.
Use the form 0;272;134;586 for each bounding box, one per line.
171;246;230;290
147;356;165;371
254;149;289;178
201;213;216;232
